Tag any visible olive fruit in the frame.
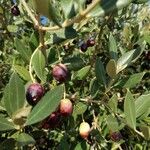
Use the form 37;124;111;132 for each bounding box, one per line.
80;43;88;52
41;111;61;129
59;99;73;117
52;64;68;83
79;122;91;139
11;5;20;16
87;38;95;47
26;83;44;106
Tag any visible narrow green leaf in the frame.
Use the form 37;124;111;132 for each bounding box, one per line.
60;0;75;19
0;116;15;131
26;85;64;125
140;126;150;140
124;72;145;88
29;32;39;49
74;65;91;80
106;59;117;78
138;108;150;120
114;72;146;88
108;94;118;113
109;33;118;60
48;2;62;27
17;133;35;146
4;73;25;116
89;78;100;98
106;115;123;132
64;56;84;71
117;47;143;73
124;90;136;129
135;94;150;118
73;102;87;117
95;58;106;86
88;0;132;17
13;65;31;81
32;49;46;82
14;38;32;62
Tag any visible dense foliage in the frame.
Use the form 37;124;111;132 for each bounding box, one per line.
0;0;150;149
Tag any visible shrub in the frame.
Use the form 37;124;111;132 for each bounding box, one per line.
0;0;149;149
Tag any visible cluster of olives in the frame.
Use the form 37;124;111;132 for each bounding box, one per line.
25;63;92;138
26;63;69;105
80;38;95;52
26;64;72;111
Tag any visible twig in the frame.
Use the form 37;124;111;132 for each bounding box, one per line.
21;0;38;26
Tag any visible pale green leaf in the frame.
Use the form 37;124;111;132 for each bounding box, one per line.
135;94;150;118
74;65;91;80
108;94;118;113
109;33;118;60
124;72;145;88
32;48;46;82
4;73;25;116
0;116;15;131
95;58;106;86
124;90;136;129
15;38;32;62
17;133;35;146
13;65;31;81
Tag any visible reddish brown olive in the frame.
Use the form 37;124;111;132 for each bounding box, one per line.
59;99;73;117
52;64;68;83
86;38;95;47
41;111;61;129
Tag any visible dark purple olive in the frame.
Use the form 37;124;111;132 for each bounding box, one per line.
52;64;68;83
11;5;20;16
80;43;88;52
26;83;44;106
